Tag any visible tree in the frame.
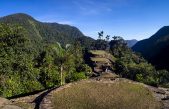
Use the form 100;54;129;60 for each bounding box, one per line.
98;31;104;39
0;23;44;97
109;36;129;57
158;70;169;85
106;35;110;41
52;42;72;85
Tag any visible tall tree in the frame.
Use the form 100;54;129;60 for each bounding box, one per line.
52;42;72;85
106;35;110;41
98;31;104;39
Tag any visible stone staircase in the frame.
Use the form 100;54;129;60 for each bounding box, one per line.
89;50;115;76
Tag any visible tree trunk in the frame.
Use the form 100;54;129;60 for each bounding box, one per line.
60;65;63;85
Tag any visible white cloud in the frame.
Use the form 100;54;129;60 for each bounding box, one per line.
73;0;113;16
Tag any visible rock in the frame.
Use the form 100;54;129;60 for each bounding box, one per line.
2;105;22;109
0;97;9;107
149;86;166;94
163;100;169;109
96;78;101;81
162;95;169;100
156;89;166;94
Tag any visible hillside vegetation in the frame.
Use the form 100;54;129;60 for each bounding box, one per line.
0;13;94;48
0;13;169;109
0;14;93;97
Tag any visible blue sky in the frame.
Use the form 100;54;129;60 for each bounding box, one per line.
0;0;169;40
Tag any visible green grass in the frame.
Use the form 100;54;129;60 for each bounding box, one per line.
99;72;119;79
90;50;107;55
52;81;162;109
90;57;110;62
90;50;116;62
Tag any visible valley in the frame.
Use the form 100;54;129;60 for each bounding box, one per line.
0;12;169;109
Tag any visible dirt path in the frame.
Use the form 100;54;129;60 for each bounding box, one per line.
9;87;58;109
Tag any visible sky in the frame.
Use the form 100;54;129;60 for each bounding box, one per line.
0;0;169;40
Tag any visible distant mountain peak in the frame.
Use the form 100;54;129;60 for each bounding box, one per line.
125;39;138;47
1;13;35;21
0;13;94;48
150;26;169;40
132;26;169;71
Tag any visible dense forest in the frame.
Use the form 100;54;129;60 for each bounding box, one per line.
0;13;94;97
0;13;169;98
0;13;94;49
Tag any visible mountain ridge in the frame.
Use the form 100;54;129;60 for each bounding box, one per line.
0;13;94;48
125;39;138;47
132;26;169;70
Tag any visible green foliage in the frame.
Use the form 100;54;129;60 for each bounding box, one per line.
91;31;110;50
109;36;129;57
0;13;95;98
0;14;94;97
0;13;94;48
92;39;108;50
68;72;87;82
0;23;44;97
157;70;169;87
0;23;92;97
110;36;160;86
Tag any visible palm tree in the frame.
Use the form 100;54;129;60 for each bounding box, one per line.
52;42;71;85
112;36;118;40
106;35;110;41
98;31;104;39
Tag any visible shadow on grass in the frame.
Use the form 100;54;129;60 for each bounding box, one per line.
33;87;58;109
7;88;50;99
8;86;59;109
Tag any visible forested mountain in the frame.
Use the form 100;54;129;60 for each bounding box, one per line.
0;13;94;97
1;13;169;99
125;39;137;47
0;13;94;49
132;26;169;70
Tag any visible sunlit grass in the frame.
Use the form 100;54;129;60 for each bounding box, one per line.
90;50;107;55
90;50;116;62
52;81;162;109
90;57;110;62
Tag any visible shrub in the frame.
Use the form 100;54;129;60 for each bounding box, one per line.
70;72;87;82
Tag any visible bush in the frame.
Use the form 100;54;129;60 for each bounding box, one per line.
70;72;87;82
144;76;158;87
158;70;169;87
115;59;159;86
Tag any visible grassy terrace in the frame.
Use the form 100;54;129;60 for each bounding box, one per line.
90;50;107;55
90;57;110;62
52;81;162;109
90;50;116;62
